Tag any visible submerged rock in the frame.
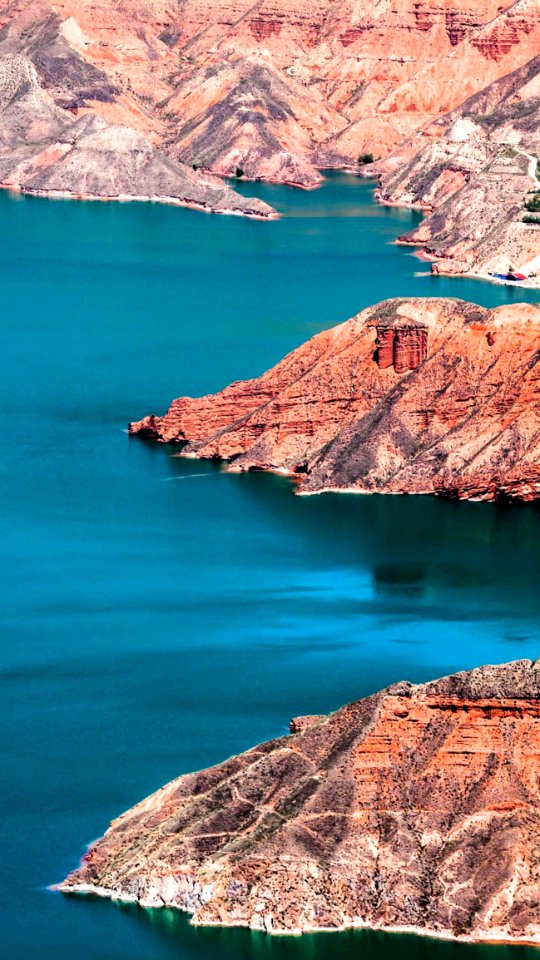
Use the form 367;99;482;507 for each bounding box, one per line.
129;297;540;502
61;659;540;943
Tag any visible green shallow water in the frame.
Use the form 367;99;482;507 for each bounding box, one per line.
1;174;540;959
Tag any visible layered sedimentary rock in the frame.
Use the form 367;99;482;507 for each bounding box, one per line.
61;659;540;944
375;324;428;372
376;55;540;277
1;0;538;263
129;297;540;502
1;0;539;188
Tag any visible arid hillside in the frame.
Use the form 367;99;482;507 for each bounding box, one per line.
129;297;540;503
1;0;539;184
0;0;538;271
377;55;540;279
61;659;540;944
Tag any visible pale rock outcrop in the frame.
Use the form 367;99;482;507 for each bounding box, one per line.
377;55;540;277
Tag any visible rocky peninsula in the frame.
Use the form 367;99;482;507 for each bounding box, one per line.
60;659;540;944
129;297;540;503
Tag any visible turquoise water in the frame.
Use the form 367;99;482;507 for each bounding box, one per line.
2;174;540;960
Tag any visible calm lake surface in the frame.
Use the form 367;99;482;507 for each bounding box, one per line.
2;174;540;960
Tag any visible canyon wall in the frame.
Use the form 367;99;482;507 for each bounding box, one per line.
1;0;539;186
17;0;538;184
0;0;537;269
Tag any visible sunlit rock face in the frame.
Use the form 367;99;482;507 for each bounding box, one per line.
375;324;428;372
1;0;539;187
129;297;540;503
61;659;540;944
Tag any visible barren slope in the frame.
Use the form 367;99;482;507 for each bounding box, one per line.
129;297;540;502
377;55;540;278
1;0;539;185
0;14;274;215
60;659;540;944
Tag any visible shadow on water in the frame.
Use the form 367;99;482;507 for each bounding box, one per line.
98;898;540;960
136;449;540;694
219;466;540;599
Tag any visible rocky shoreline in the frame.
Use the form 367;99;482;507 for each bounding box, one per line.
55;880;540;947
2;183;278;219
59;660;540;944
0;1;538;276
129;297;540;503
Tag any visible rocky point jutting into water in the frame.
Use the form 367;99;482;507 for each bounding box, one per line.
0;21;274;216
0;0;539;272
129;297;540;502
60;659;540;944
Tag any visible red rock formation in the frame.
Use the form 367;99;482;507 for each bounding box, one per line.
395;326;429;372
375;325;396;369
339;26;373;47
445;11;471;46
60;659;540;944
0;0;539;187
376;325;428;372
129;297;540;502
249;18;282;41
288;715;324;734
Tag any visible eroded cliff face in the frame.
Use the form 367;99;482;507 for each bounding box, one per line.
376;55;540;278
60;659;540;943
1;0;539;189
129;297;540;502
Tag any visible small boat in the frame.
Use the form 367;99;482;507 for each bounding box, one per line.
492;272;525;283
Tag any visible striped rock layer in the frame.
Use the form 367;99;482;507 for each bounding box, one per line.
61;659;540;944
129;297;540;502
